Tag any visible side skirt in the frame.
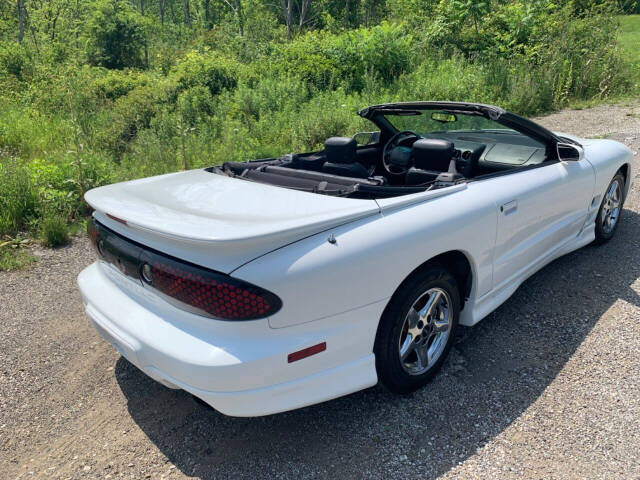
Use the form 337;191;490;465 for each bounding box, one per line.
460;223;595;327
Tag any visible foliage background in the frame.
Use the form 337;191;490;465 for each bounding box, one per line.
0;0;638;247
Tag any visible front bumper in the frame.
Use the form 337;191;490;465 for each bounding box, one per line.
78;262;381;416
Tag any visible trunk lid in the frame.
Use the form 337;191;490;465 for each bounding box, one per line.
85;169;380;273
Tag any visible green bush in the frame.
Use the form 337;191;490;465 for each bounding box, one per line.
273;23;413;91
0;160;39;235
25;154;114;221
230;76;310;120
396;56;489;104
177;86;215;127
97;80;175;157
0;105;72;159
84;0;147;69
266;88;375;151
0;42;33;80
544;9;628;102
619;0;640;13
171;50;240;96
89;68;152;101
39;215;70;247
578;1;639;14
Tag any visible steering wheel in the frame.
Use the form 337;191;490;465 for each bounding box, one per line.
382;130;421;175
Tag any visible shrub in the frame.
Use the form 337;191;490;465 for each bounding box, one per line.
171;50;240;96
619;0;640;13
575;0;640;14
542;8;628;102
0;42;33;80
177;86;215;127
39;215;70;247
273;23;413;91
89;68;152;101
395;56;490;105
230;76;310;120
25;155;114;222
284;89;375;151
97;80;175;157
0;160;39;235
84;0;147;69
0;106;72;159
0;0;633;247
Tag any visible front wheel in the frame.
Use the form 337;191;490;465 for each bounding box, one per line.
374;265;460;394
594;172;625;245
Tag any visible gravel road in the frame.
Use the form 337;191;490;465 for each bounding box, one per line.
1;103;639;480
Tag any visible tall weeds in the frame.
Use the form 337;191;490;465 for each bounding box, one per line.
0;4;633;239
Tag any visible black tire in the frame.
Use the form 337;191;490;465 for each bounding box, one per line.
374;264;460;394
594;172;625;245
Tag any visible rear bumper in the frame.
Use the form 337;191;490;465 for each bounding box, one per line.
78;262;381;416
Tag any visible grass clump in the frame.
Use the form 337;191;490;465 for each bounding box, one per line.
0;243;36;271
0;248;36;271
39;216;70;248
0;159;38;235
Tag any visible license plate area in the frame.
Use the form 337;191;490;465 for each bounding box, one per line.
90;219;143;281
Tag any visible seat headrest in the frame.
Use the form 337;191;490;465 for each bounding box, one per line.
324;137;357;164
411;139;455;171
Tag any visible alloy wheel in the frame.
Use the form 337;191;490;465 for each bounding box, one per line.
601;179;622;234
398;288;453;376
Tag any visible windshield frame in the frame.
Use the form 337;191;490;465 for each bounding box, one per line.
379;109;517;137
358;101;564;157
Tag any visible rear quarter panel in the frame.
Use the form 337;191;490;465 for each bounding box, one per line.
233;183;499;330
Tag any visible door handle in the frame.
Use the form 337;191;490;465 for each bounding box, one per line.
500;200;518;215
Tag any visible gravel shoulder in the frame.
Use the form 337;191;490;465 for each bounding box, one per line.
1;103;639;480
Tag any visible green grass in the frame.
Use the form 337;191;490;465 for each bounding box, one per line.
0;247;36;271
618;15;640;88
39;215;70;247
618;15;640;65
561;16;640;112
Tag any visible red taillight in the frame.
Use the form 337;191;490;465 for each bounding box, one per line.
87;218;281;321
288;342;327;363
140;253;282;321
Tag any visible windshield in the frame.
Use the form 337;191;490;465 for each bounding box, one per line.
382;110;514;135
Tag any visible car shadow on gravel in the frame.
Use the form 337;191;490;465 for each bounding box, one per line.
115;209;640;480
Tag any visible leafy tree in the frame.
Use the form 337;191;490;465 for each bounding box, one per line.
619;0;640;13
84;0;147;69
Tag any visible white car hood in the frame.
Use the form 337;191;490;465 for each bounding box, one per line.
85;169;380;272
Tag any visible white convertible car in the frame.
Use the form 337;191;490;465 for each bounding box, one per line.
78;102;633;416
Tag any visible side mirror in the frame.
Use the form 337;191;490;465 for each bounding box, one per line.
557;142;584;161
353;131;380;146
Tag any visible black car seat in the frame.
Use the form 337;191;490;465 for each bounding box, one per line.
322;137;374;178
405;139;457;185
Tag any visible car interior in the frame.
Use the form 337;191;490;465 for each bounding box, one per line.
210;106;552;199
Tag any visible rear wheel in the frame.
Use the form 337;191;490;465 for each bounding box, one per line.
594;173;625;245
374;265;459;394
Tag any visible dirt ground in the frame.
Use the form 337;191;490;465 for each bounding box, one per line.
1;103;639;480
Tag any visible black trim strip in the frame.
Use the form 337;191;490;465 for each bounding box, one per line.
89;217;283;320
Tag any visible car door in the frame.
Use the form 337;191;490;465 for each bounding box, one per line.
489;158;595;290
